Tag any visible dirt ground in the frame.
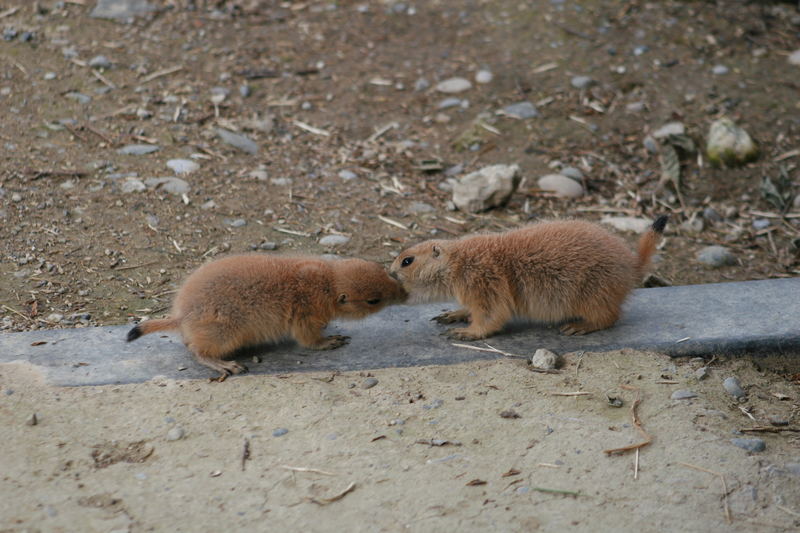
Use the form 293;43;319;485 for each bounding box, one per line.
1;0;800;330
2;1;800;531
2;351;800;532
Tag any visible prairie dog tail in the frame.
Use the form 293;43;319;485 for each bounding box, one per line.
126;318;180;342
636;215;668;276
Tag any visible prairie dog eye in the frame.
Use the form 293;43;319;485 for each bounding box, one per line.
401;256;414;267
366;298;381;305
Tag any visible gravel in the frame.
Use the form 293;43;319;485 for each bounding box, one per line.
475;70;493;84
144;177;190;196
272;428;289;437
88;55;112;69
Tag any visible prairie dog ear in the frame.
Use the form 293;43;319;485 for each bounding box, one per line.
432;244;441;258
337;293;348;305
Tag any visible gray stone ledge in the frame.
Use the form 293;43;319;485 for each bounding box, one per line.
1;279;798;386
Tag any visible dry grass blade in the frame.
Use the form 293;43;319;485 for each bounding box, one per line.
310;482;356;505
739;426;800;433
280;465;337;476
678;462;732;524
377;215;408;230
141;65;183;83
603;385;652;455
550;391;592;397
293;120;330;137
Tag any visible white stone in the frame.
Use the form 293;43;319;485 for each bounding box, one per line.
706;118;758;167
145;177;190;196
435;77;472;94
121;178;146;193
319;235;350;246
652;121;685;139
452;164;521;213
537;174;583;198
601;216;651;233
475;70;493;84
530;348;558;370
789;49;800;66
166;159;199;174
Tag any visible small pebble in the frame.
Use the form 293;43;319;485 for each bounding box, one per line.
252;356;261;363
696;246;736;268
226;219;247;228
259;242;278;251
166;159;199;174
88;55;112;69
239;84;251;98
730;438;765;453
216;128;259;155
25;413;38;426
530;348;558;370
501;101;539;119
768;415;789;427
338;169;358;181
712;64;729;75
560;167;583;181
272;428;289;437
319;235;350;246
435;77;472;94
361;377;379;389
694;367;709;380
64;92;91;104
671;390;697;400
166;427;185;441
475;70;493;84
145;177;190;196
652;122;685;139
570;75;595;89
118;144;160;156
723;377;746;398
752;219;770;230
414;78;430;92
788;49;800;66
437;97;462;109
626;102;645;113
11;193;22;202
537;174;583;198
702;207;722;224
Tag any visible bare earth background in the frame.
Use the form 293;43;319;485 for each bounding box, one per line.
1;0;800;531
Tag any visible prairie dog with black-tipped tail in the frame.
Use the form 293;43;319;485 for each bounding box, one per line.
389;216;667;340
127;255;406;379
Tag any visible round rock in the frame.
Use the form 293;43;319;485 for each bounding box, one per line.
166;427;185;441
537;174;583;198
475;70;493;84
530;348;558;370
502;101;539;119
144;177;190;196
696;245;736;268
118;144;160;156
272;428;289;437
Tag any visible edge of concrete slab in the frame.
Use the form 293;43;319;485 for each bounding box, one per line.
1;278;798;386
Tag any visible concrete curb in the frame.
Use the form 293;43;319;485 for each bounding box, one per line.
1;279;798;386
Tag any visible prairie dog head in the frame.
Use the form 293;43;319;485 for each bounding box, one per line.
332;259;407;318
389;240;452;303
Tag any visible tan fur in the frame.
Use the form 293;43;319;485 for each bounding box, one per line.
128;255;406;379
389;219;665;341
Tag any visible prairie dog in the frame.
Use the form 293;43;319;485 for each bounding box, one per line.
127;255;406;379
389;216;667;340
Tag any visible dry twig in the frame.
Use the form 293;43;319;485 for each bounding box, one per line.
678;462;732;524
603;385;652;455
309;482;356;505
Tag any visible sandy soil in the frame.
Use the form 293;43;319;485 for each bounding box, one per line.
3;350;800;532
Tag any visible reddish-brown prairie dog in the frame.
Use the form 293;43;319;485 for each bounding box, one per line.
390;216;667;340
127;255;406;379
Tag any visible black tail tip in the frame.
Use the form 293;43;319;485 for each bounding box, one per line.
126;325;142;342
651;215;669;234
